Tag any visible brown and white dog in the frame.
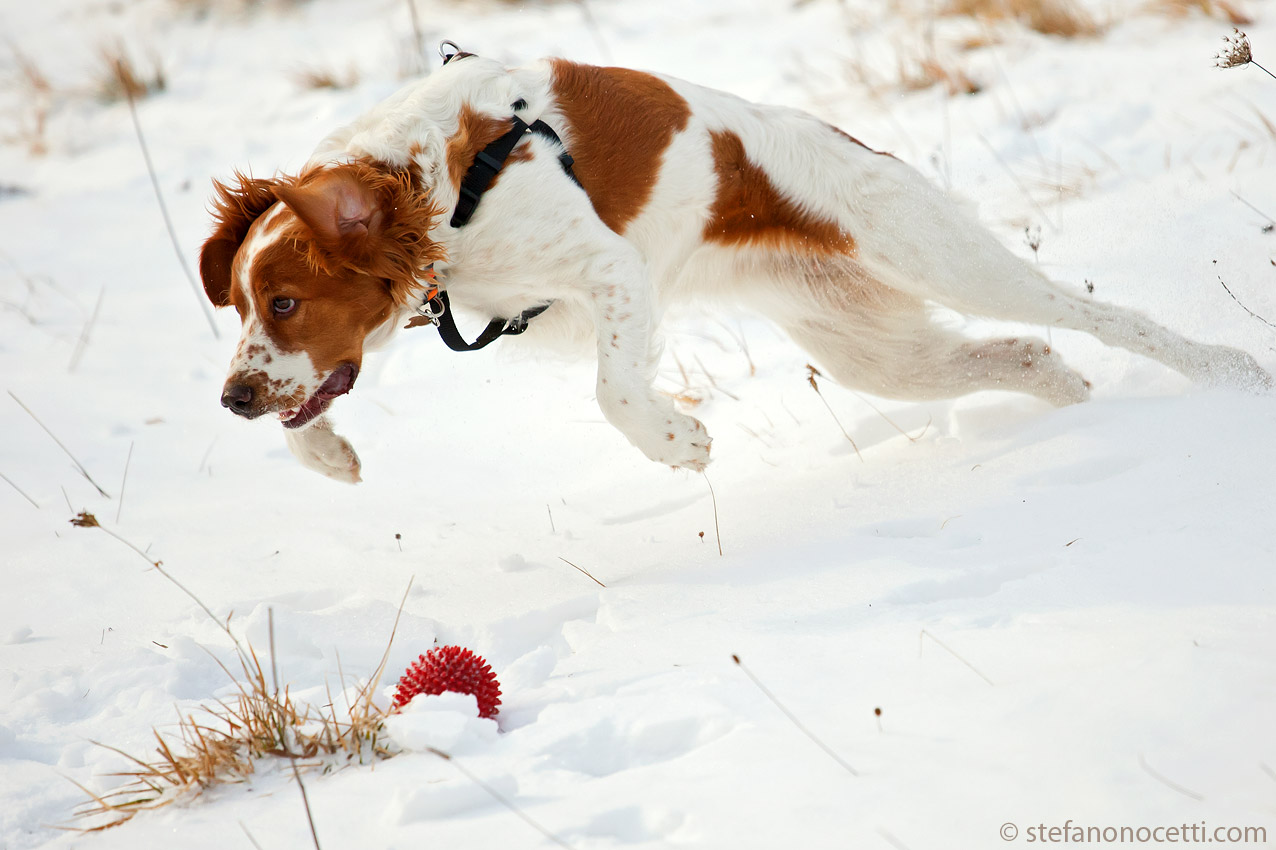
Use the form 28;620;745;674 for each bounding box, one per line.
200;55;1269;483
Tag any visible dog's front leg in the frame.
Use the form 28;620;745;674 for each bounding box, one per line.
283;415;362;483
589;255;711;471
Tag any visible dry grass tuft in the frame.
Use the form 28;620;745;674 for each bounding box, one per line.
65;512;410;832
898;52;983;94
944;0;1102;37
10;45;52;155
72;632;398;831
1154;0;1253;26
292;63;360;91
96;42;166;103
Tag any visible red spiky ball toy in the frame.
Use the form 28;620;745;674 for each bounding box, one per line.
392;645;502;718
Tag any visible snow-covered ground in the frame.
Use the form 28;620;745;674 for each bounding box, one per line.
2;1;1275;848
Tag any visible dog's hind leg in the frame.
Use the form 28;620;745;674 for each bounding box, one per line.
845;161;1270;389
784;313;1092;407
940;276;1271;391
770;267;1092;406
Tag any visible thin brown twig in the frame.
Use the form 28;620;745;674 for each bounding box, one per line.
805;365;863;462
404;0;424;61
356;577;414;712
557;556;606;588
123;87;220;339
0;470;39;508
115;442;133;524
426;747;578;849
850;391;931;443
1216;271;1276;330
1253;60;1276;81
878;828;914;850
270;608;323;850
1229;190;1276;228
919;629;994;686
1138;754;1204;801
69;511;247;662
69;287;105;373
693;354;740;401
239;822;267;850
714;319;757;376
974;132;1057;229
732;654;859;776
9;390;110;497
703;470;723;556
574;0;612;63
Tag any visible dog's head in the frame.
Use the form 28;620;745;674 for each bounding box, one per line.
200;161;444;429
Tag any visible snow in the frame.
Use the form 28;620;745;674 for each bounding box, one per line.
2;0;1275;848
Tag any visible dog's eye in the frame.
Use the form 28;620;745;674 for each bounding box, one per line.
272;298;298;316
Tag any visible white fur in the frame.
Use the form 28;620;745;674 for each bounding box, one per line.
232;56;1268;476
228;210;325;415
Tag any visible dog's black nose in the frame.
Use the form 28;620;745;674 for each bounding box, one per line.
221;383;254;417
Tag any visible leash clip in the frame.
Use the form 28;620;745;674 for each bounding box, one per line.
415;283;446;326
439;40;463;65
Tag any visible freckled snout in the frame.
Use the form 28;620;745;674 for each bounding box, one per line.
221;382;256;418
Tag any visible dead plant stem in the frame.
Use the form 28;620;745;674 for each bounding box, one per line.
9;390;110;497
919;629;994;686
115;442;133;524
0;470;39;508
732;654;859;776
558;556;606;588
703;470;723;556
124;88;220;339
426;747;577;849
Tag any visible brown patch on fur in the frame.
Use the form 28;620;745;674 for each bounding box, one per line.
203;159;444;317
283;161;445;307
236;231;393;379
205;160;446;414
704;130;856;255
446;105;525;193
201;173;282;307
549;60;691;234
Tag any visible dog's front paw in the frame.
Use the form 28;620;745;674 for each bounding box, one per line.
640;413;713;471
284;419;362;484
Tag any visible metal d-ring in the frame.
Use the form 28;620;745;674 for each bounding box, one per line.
424;295;447;322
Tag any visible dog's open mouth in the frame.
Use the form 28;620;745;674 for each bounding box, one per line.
278;363;358;430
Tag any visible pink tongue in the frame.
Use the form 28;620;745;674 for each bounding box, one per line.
315;363;356;400
282;364;358;430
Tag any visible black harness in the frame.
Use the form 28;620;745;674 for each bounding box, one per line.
414;43;579;352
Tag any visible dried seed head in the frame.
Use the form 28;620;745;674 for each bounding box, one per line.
1215;28;1253;69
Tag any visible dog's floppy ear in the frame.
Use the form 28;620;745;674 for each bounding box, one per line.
275;168;383;244
200;173;281;307
274;163;446;306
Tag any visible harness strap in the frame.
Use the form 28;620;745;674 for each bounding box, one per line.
420;42;582;352
450;113;579;227
428;289;551;352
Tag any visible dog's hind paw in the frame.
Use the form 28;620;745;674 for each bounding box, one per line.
1194;345;1273;392
284;417;362;484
